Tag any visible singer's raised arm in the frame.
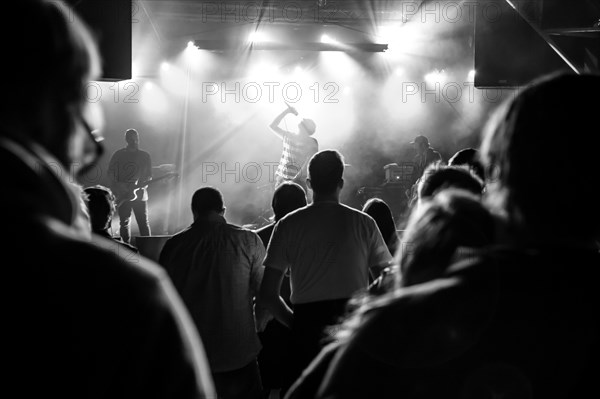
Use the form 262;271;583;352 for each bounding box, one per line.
269;106;295;139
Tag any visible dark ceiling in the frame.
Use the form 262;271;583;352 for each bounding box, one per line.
135;1;425;46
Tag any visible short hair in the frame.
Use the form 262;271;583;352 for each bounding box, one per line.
308;150;345;195
418;164;484;201
0;0;101;164
125;129;138;142
272;182;307;221
481;72;600;239
83;185;115;232
448;148;485;182
191;187;225;215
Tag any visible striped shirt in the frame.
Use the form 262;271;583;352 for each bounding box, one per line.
276;132;319;180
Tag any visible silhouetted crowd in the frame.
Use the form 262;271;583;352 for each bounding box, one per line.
2;2;599;399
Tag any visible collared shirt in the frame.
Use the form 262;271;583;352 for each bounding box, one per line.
159;215;266;372
275;132;318;180
264;202;393;304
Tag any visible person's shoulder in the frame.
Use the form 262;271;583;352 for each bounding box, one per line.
352;274;491;364
431;148;442;158
255;222;275;237
277;204;310;225
139;149;152;158
226;222;261;238
109;148;126;158
341;203;374;220
255;223;275;246
46;221;168;295
163;226;193;245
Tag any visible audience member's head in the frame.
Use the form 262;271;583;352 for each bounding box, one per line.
481;72;600;242
83;185;116;233
448;148;485;182
418;164;484;205
400;189;495;286
1;0;102;171
362;198;398;254
191;187;225;220
307;150;345;196
272;182;307;221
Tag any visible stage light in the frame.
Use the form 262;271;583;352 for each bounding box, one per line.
467;69;476;82
424;69;447;85
187;41;195;49
320;34;338;45
160;62;170;72
378;24;420;55
248;31;268;44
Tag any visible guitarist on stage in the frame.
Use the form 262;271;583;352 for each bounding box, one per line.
107;128;152;244
269;104;319;196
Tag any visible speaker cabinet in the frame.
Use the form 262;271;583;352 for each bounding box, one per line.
474;0;571;88
134;235;172;264
66;0;132;81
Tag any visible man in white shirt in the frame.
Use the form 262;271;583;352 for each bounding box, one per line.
259;149;393;395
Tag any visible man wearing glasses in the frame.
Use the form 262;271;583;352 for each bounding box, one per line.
0;1;215;398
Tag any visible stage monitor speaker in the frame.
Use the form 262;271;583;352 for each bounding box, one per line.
134;235;172;264
474;0;572;88
65;0;132;81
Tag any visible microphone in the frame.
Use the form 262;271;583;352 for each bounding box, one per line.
285;101;298;115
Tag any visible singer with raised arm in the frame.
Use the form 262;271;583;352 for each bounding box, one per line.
107;128;152;244
270;104;319;193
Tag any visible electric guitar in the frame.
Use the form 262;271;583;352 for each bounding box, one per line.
113;172;179;208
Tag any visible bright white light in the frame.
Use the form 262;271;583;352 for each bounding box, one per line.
132;60;141;78
248;31;268;43
320;34;338;44
320;52;356;79
161;64;189;96
160;62;170;72
467;69;476;82
380;24;420;54
424;69;447;85
249;62;279;81
344;86;352;95
142;81;167;114
187;41;195;49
